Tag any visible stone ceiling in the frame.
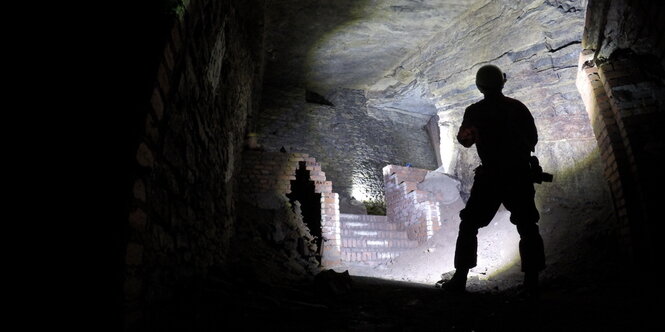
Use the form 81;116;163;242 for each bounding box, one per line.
264;0;474;113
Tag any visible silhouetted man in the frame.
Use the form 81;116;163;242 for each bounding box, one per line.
441;64;546;295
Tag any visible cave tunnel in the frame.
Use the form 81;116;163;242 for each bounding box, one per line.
89;0;664;330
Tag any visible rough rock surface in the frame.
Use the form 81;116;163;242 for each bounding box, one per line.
264;0;473;94
416;167;462;204
373;0;594;186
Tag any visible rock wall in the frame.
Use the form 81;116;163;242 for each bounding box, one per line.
124;0;266;329
373;0;612;221
370;0;597;191
263;0;473;94
584;0;665;70
256;87;438;211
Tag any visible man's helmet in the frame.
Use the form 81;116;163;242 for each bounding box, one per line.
475;65;506;91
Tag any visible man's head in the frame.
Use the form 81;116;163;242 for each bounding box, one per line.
475;65;506;94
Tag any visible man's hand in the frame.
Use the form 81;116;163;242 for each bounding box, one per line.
457;126;478;147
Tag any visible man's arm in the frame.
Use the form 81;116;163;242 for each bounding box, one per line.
457;125;477;148
457;107;477;148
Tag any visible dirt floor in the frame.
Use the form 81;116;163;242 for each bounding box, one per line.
144;238;654;332
200;271;650;332
210;201;651;331
141;180;652;331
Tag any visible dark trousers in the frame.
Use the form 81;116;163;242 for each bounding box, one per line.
454;168;545;272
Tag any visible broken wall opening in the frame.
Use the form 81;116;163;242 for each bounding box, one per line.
287;161;323;264
238;151;342;268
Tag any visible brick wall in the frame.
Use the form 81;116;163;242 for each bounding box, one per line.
124;0;267;329
335;165;467;266
576;51;663;267
576;51;633;251
238;151;341;266
383;165;442;244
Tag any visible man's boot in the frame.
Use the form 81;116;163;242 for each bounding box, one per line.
439;269;468;293
523;271;539;299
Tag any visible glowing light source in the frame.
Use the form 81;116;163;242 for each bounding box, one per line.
351;184;370;202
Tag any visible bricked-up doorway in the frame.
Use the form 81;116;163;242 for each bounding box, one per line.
287;161;323;263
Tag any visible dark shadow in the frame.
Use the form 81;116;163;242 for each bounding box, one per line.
78;2;176;330
305;89;334;106
287;161;322;263
263;0;370;92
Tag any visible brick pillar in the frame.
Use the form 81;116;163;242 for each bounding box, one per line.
321;192;342;266
576;50;662;267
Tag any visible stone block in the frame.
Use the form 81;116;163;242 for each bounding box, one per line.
129;208;147;231
124;275;142;301
133;179;146;202
164;43;175;72
170;21;182;53
157;62;170;96
126;243;143;266
150;88;164;121
136;142;154;168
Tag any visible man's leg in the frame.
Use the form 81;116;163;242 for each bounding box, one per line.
516;223;545;273
505;179;545;295
443;175;500;291
517;222;545;295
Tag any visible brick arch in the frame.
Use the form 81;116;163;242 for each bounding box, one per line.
239;151;342;267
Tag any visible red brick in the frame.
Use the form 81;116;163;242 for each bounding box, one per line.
164;43;175;72
124;275;142;301
129;208;147;230
133;179;146;202
170;21;182;54
126;243;143;266
157;62;170;96
150;88;164;121
136;143;154;168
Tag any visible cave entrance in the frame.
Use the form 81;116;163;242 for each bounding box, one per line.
287;161;323;264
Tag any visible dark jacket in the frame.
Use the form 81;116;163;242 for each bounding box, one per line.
457;95;537;171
